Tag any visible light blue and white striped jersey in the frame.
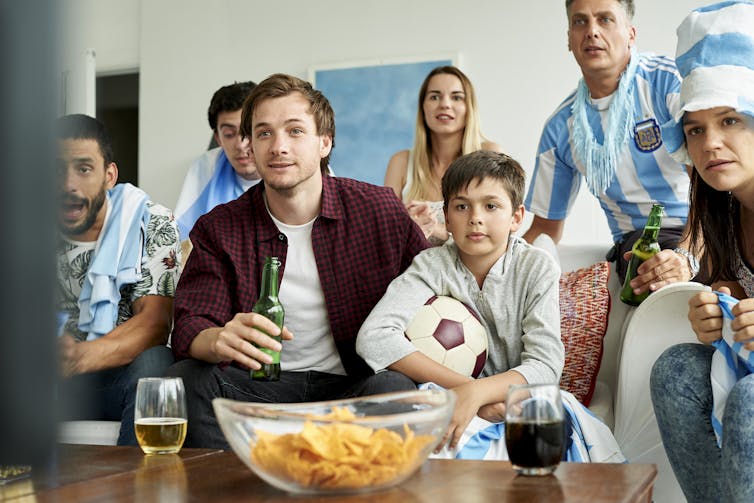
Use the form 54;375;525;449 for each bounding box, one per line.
525;53;690;242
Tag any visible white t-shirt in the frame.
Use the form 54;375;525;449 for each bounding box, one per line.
236;173;261;192
268;212;346;375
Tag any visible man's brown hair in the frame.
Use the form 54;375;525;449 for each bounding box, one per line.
241;73;335;173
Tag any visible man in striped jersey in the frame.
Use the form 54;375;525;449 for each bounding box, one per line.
523;0;698;291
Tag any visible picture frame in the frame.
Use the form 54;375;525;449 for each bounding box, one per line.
310;54;458;186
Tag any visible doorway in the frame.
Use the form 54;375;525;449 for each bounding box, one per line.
96;73;139;186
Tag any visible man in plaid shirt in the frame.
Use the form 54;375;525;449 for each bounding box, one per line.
167;73;429;448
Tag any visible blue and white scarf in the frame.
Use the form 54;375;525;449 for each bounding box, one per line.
75;183;149;340
661;0;754;165
571;48;639;196
422;384;624;463
710;291;754;447
175;149;245;240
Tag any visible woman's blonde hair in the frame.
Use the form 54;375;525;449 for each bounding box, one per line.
406;66;484;201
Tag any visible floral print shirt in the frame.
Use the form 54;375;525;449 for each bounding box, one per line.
57;201;180;341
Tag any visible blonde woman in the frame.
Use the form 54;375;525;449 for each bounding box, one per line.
384;66;501;244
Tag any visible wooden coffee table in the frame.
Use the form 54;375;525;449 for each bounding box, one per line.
3;444;656;502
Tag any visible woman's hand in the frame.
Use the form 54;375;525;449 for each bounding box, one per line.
731;297;754;351
406;201;437;239
688;287;730;345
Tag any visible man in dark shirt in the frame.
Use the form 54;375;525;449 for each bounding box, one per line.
167;73;429;448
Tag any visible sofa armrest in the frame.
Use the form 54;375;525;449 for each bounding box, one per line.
613;282;709;503
59;420;120;446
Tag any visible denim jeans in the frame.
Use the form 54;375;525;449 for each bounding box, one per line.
164;359;417;449
59;345;174;445
650;343;754;503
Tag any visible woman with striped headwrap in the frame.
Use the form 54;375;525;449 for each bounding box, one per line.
650;2;754;501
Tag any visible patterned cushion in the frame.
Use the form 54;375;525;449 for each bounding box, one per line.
559;261;611;405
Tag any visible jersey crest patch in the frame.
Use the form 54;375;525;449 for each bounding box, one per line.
633;118;662;152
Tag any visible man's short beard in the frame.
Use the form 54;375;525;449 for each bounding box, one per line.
61;187;107;237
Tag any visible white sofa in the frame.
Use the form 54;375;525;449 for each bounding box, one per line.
55;244;633;439
559;242;706;503
558;243;632;431
60;242;696;502
59;419;121;446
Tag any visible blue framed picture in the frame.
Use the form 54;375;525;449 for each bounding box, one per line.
311;56;456;186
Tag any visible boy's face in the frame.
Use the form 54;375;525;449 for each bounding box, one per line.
445;177;524;267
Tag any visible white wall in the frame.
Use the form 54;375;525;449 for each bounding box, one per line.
63;0;709;245
62;0;140;74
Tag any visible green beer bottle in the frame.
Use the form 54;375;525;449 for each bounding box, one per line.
620;204;664;306
251;257;285;381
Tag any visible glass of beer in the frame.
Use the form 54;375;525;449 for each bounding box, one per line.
135;377;187;455
504;383;565;476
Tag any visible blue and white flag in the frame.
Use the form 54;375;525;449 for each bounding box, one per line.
710;292;754;446
422;383;624;463
175;148;246;240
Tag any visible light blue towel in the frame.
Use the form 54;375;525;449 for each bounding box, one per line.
571;48;639;196
175;149;244;240
710;292;754;446
76;183;149;340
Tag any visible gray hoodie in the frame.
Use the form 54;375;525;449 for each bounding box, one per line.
356;236;563;385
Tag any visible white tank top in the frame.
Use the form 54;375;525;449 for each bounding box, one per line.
401;150;445;224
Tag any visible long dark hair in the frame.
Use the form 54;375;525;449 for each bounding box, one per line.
687;168;741;283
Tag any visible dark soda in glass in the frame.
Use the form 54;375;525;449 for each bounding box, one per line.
505;419;565;474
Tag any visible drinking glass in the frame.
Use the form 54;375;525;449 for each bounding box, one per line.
504;383;565;476
135;377;187;455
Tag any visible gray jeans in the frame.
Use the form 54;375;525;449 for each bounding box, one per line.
650;343;754;503
165;359;417;449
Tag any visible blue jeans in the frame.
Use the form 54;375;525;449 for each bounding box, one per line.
650;343;754;503
59;345;174;445
164;359;417;449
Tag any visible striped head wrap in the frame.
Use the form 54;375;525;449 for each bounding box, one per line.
662;0;754;165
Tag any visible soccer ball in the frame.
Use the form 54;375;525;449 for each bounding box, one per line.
405;295;488;378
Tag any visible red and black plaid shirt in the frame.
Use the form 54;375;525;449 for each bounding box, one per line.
172;175;428;377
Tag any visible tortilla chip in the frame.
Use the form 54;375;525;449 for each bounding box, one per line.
250;408;435;490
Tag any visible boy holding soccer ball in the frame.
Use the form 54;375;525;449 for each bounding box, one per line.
357;150;563;452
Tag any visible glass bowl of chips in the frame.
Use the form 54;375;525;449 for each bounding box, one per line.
212;388;455;495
